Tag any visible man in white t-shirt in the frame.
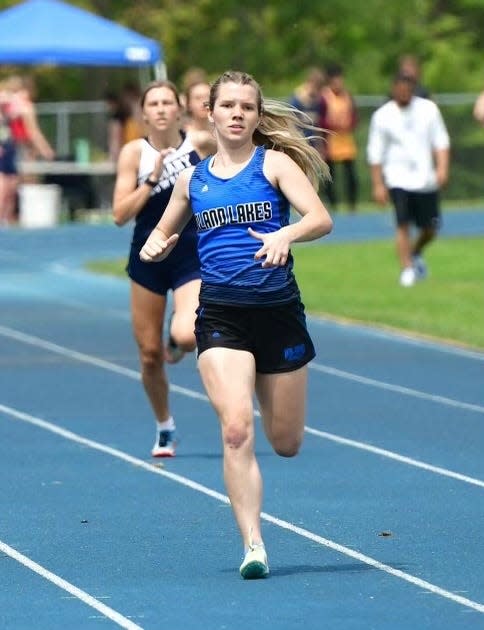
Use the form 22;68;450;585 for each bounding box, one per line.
367;74;450;286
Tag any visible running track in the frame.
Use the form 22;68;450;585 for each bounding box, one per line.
0;210;483;629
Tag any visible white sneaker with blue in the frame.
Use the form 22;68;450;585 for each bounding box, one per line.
412;254;428;280
151;428;176;458
239;537;269;579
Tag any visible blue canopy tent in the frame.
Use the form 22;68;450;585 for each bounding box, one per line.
0;0;165;77
0;0;167;215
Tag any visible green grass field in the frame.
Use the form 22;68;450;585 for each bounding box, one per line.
294;236;483;349
86;235;484;350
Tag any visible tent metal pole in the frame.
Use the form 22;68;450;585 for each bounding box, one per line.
153;61;167;80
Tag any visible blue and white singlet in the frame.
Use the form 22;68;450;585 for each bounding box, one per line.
132;134;200;248
189;145;300;306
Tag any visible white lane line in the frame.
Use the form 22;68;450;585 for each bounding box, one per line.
304;427;484;488
260;513;484;614
0;540;143;630
1;402;483;615
309;363;484;415
0;324;483;488
1;323;483;414
309;316;484;362
0;403;229;502
0;324;206;402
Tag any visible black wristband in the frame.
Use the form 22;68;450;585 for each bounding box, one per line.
144;177;158;188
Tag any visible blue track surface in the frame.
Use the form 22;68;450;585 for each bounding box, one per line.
0;211;483;629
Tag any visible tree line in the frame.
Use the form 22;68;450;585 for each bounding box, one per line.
1;0;484;99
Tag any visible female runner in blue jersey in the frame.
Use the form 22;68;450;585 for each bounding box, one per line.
140;71;333;578
112;80;214;458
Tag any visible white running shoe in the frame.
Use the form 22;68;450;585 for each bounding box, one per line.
412;255;428;280
239;543;269;579
399;267;416;287
151;429;176;457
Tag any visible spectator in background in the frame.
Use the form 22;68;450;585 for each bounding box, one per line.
398;54;431;99
119;81;145;144
320;63;359;212
289;67;326;152
0;79;18;226
5;75;55;163
367;74;450;287
1;75;55;224
183;80;211;134
104;91;128;162
180;67;209;108
472;88;484;126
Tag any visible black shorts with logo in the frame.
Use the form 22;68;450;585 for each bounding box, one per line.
194;299;316;374
390;188;441;230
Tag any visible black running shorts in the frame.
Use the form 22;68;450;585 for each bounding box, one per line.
194;299;316;374
127;240;200;296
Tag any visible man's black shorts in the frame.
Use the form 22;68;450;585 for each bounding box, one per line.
194;300;316;374
389;188;441;229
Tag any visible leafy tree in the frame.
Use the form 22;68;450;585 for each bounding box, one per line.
1;0;484;98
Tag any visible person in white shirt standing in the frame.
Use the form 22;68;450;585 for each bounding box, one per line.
367;74;450;287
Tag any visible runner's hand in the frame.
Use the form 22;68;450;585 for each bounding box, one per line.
139;229;179;262
150;148;176;181
248;226;291;268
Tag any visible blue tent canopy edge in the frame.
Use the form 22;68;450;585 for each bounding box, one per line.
0;0;164;70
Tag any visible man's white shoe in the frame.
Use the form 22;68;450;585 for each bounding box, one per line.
239;543;269;579
399;267;416;287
